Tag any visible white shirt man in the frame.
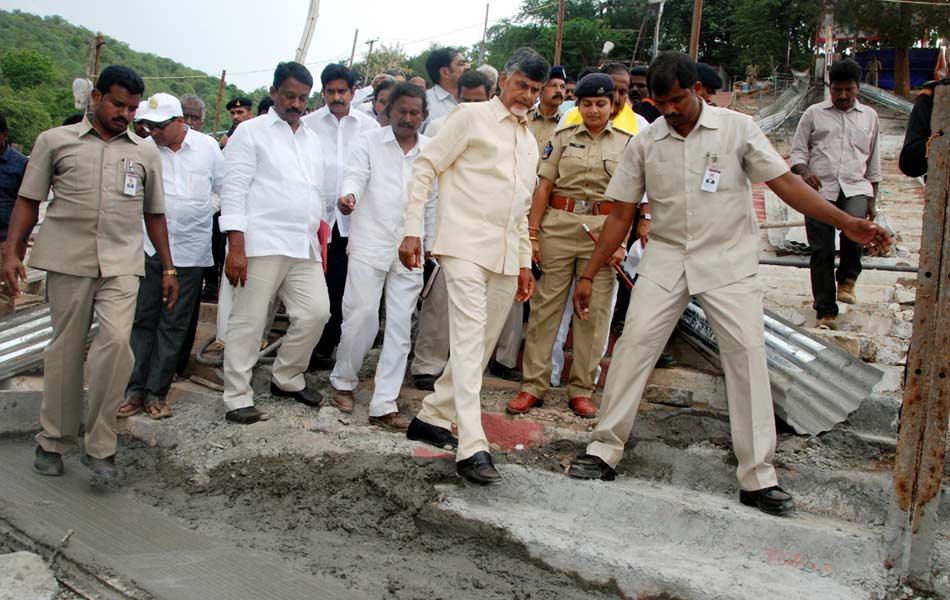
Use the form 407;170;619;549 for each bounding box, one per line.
218;62;330;424
329;105;435;430
424;84;458;123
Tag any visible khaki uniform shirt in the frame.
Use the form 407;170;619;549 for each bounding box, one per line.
19;118;164;278
527;107;561;157
606;103;788;295
404;96;537;276
538;122;632;202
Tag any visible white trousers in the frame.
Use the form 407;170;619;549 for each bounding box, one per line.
550;279;619;386
587;273;779;491
330;256;423;417
417;257;517;461
222;255;330;411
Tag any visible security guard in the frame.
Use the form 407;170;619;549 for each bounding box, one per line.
507;73;631;418
218;96;254;149
565;53;890;516
1;65;178;483
527;66;567;155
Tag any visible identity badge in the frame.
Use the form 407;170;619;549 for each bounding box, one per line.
700;166;721;193
123;172;140;196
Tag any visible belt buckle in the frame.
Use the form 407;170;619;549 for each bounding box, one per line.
574;199;591;214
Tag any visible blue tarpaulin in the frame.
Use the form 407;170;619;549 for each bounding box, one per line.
855;48;939;90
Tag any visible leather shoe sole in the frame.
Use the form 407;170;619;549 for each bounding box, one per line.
329;388;354;413
456;451;501;484
567;454;616;481
739;486;794;516
270;382;322;408
406;417;457;450
81;452;116;483
506;392;543;415
225;406;270;424
33;446;64;477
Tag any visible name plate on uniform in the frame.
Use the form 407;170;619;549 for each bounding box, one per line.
700;167;721;193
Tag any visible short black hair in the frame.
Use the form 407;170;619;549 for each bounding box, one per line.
630;65;649;78
62;113;85;126
602;62;630;77
648;51;697;97
385;82;428;118
320;63;355;88
425;47;459;84
274;61;314;90
383;68;405;78
503;47;550;84
257;96;274;115
458;69;493;97
0;112;6;134
373;78;397;99
829;59;862;86
577;66;599;81
95;65;145;96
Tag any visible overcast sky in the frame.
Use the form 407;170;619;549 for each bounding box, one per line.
2;0;525;90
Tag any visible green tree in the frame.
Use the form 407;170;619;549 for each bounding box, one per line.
834;0;950;95
0;86;53;152
732;0;819;74
0;48;56;89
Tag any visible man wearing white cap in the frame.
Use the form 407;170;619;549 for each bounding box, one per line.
118;93;226;419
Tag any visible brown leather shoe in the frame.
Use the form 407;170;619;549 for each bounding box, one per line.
569;396;597;418
330;388;354;413
369;412;410;432
506;391;543;415
836;279;857;304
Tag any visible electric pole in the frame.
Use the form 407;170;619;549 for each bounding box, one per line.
688;0;703;60
554;0;565;65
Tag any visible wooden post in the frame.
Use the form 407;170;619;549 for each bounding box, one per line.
348;29;359;68
554;0;565;66
477;3;489;67
688;0;703;60
652;0;665;59
885;84;950;587
213;70;226;139
365;39;377;77
92;36;104;85
631;12;649;66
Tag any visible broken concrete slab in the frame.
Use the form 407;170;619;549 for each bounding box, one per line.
0;551;59;600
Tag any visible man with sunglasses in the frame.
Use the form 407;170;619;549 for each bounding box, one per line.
119;93;225;420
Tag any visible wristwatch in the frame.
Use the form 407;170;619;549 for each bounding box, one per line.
163;268;178;276
642;213;652;220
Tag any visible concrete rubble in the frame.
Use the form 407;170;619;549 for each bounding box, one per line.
0;551;60;600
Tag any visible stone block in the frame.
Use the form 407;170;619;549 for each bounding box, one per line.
0;552;59;600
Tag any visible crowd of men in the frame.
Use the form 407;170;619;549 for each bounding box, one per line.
2;43;910;517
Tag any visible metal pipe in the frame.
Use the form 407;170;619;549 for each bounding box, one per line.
759;256;918;273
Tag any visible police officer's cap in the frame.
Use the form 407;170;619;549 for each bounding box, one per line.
549;66;568;82
696;63;723;91
226;96;253;110
573;73;614;99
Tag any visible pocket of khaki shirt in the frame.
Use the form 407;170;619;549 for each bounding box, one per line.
56;155;95;194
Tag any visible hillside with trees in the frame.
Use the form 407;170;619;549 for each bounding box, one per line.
0;9;250;151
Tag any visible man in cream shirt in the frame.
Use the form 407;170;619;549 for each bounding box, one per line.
219;62;330;424
399;47;549;484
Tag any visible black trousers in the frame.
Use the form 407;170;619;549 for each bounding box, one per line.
805;192;868;318
202;211;225;294
313;223;348;358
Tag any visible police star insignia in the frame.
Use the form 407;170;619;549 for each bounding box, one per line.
542;141;553;160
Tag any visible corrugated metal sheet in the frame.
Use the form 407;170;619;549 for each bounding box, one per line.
0;304;98;381
754;73;812;134
678;301;884;435
859;85;914;115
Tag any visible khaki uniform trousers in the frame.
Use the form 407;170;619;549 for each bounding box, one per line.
410;268;449;377
522;209;615;400
222;254;330;412
494;300;524;369
416;256;517;461
587;272;779;491
37;272;139;459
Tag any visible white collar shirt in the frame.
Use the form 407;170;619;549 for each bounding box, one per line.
302;106;379;235
218;109;325;260
144;129;225;267
341;126;435;272
788;98;881;202
422;84;458;133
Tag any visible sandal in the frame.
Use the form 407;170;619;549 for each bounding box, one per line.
144;396;172;420
117;396;143;418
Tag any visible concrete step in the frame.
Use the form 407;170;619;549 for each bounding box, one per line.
435;465;883;599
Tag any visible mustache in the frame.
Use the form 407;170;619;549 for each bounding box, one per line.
396;121;415;128
114;117;129;126
552;93;563;100
285;107;302;114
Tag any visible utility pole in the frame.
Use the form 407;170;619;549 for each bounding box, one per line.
554;0;565;66
477;3;489;67
365;38;378;76
688;0;703;60
213;70;226;139
348;29;360;68
294;0;321;63
92;35;104;85
885;83;950;589
631;12;649;66
651;0;666;59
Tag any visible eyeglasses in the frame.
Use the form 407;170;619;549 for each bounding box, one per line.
143;118;175;132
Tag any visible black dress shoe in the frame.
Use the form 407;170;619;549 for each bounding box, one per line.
225;406;270;424
406;417;457;450
655;353;677;369
488;361;523;382
33;446;64;476
413;374;438;391
269;382;322;407
739;486;794;516
457;451;501;484
81;453;116;482
567;454;617;481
